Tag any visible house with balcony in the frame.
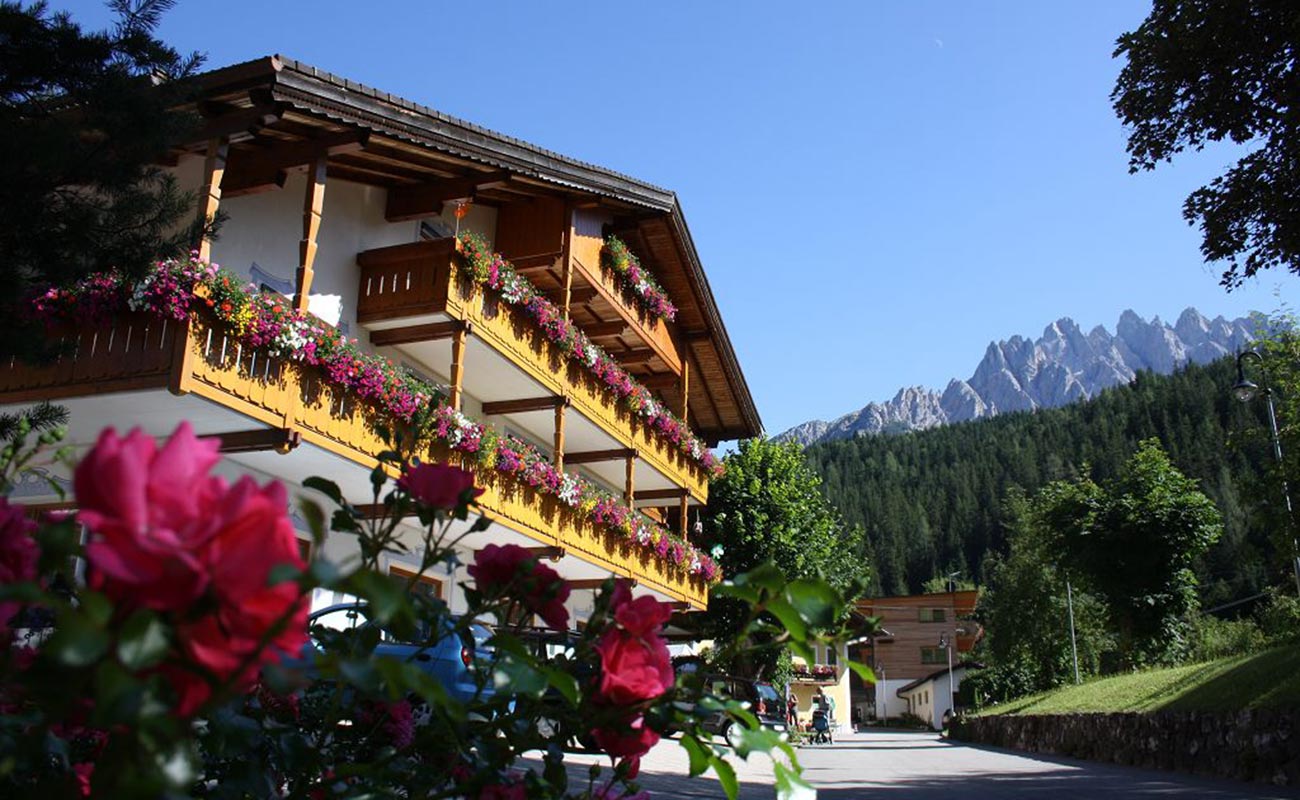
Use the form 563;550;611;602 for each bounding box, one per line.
0;55;761;621
850;590;981;724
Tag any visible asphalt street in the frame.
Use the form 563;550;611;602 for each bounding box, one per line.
556;727;1300;799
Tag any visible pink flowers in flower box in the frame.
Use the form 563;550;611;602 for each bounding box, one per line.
600;236;677;323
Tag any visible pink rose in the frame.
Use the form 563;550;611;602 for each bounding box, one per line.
594;626;674;706
614;595;673;638
76;422;307;716
399;462;483;510
468;544;570;631
592;714;659;762
478;780;527;800
0;498;38;630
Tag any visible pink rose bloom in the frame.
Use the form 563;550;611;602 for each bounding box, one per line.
478;780;527;800
0;498;38;629
468;544;570;631
76;422;307;716
614;595;673;638
593;714;659;762
399;462;483;510
594;626;674;706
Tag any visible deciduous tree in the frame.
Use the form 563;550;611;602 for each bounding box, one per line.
1112;0;1300;288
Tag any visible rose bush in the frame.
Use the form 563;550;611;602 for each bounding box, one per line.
0;410;865;798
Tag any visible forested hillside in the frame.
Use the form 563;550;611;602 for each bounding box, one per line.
804;356;1283;607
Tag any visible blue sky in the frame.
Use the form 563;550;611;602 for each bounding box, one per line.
64;1;1291;436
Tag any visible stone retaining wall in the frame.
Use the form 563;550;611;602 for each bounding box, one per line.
950;710;1300;786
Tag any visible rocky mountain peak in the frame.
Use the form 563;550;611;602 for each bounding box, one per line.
776;308;1256;447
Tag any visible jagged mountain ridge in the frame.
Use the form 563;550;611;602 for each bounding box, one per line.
778;308;1257;446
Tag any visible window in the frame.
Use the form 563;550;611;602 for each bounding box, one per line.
918;608;947;623
388;564;442;599
826;645;838;666
920;647;946;665
297;538;314;563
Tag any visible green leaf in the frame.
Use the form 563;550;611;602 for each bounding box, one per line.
540;666;580;706
267;563;301;586
734;562;787;593
303;476;343;505
783;579;840;630
764;597;808;642
846;659;876;685
709;753;739;800
774;761;816;800
492;652;547;697
45;613;110;667
298;497;328;546
680;735;710;777
116;610;170;671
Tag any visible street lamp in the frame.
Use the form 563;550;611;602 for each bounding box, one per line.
1233;350;1300;595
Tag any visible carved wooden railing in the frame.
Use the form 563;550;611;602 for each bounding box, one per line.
0;310;709;608
355;240;710;502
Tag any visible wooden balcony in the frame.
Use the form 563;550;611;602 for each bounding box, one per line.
355;239;710;503
0;310;708;608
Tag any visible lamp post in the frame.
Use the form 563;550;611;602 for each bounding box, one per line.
1233;350;1300;595
1066;579;1081;685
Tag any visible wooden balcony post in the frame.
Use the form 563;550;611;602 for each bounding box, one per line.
679;494;690;538
553;402;566;469
680;356;690;421
624;455;636;508
195;137;229;261
295;156;328;311
450;325;468;410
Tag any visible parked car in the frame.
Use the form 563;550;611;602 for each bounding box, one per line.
304;602;496;704
694;674;788;746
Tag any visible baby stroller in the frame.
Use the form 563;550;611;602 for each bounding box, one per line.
810;708;833;745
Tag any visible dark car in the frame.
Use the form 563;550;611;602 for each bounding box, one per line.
305;602;496;704
696;674;789;746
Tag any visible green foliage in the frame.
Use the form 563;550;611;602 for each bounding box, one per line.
702;438;869;678
1188;614;1267;662
1112;1;1300;287
968;490;1114;704
806;355;1281;607
1045;440;1223;666
1256;587;1300;644
0;0;211;362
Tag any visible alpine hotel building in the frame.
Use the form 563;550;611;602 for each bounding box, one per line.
0;56;762;620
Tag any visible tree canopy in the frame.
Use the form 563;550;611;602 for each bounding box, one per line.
701;437;869;678
1042;440;1223;665
1112;0;1300;288
0;0;206;360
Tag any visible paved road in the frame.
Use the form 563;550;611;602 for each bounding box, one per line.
561;728;1300;799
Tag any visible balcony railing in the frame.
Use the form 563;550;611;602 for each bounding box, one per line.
355;239;711;501
0;310;709;608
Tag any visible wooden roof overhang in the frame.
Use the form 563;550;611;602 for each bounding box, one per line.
178;55;762;443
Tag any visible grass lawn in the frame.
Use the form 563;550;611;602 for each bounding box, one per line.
977;645;1300;716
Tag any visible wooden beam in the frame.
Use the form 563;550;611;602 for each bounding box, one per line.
370;320;466;347
21;501;76;519
354;503;417;520
481;396;567;416
583;321;630;338
614;348;656;365
521;546;564;562
553;403;566;470
195;137;228;261
564;447;638;465
625;455;636;508
680;356;690;422
679;494;690;538
545;286;597;306
189;103;282;143
450;325;468;411
215;428;301;454
223;130;369;196
386;170;512;222
295;156;327;311
633;488;690;501
639;373;680;390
